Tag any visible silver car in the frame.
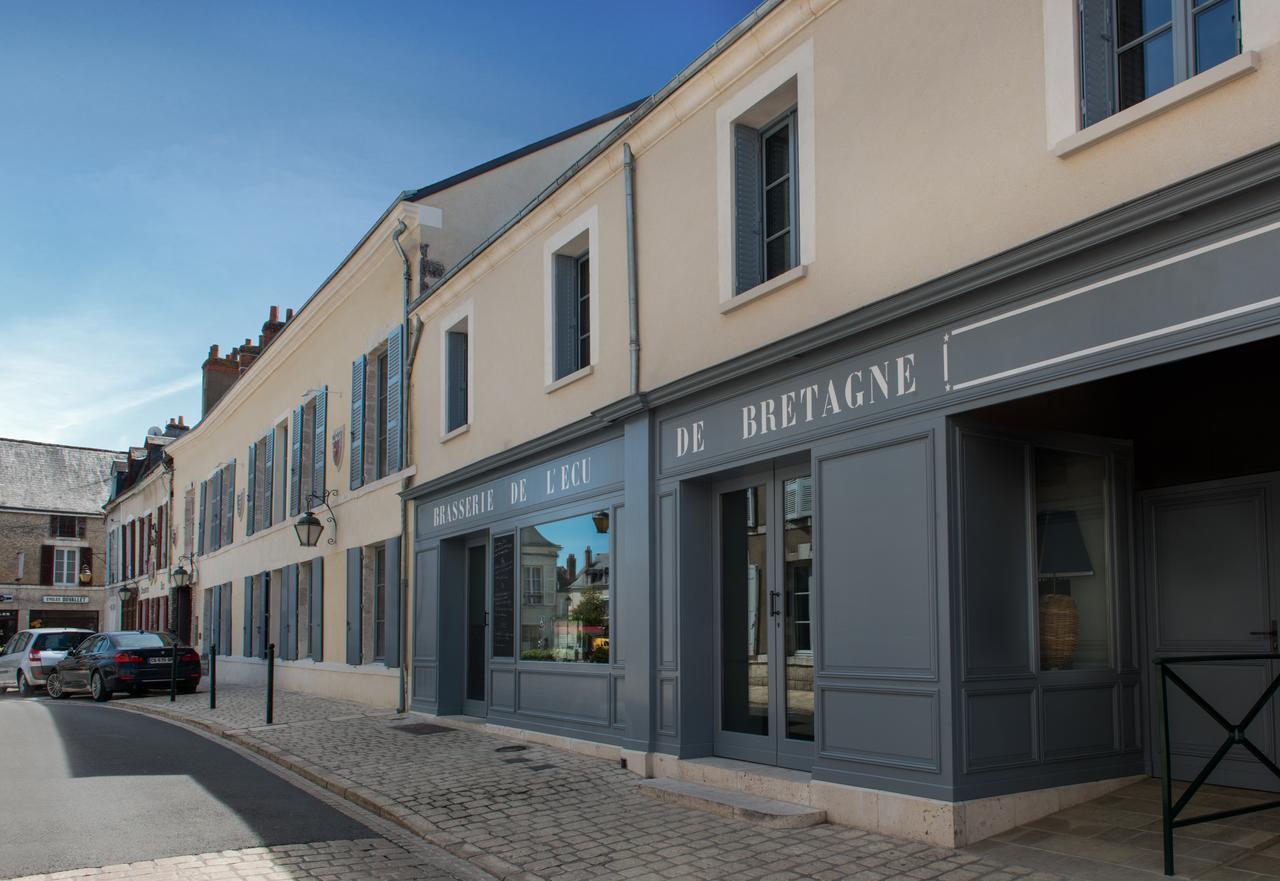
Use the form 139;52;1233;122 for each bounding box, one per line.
0;629;93;696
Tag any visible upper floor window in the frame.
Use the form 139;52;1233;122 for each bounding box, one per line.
246;429;274;537
737;110;799;290
50;515;84;539
439;304;472;437
53;547;79;586
290;388;326;515
552;246;590;381
1081;0;1241;127
351;328;402;488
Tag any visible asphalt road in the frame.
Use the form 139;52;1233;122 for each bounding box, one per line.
0;694;373;878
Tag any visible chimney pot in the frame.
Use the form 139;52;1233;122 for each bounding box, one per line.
286;308;294;321
269;305;279;322
566;553;577;582
209;344;219;358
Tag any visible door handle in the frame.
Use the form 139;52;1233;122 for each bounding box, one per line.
1249;620;1278;651
769;590;781;618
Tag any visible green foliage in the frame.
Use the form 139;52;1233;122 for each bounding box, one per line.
569;586;608;628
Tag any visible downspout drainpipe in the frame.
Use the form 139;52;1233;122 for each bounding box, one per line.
391;219;411;714
623;143;640;397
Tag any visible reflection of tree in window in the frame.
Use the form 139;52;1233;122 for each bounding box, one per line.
518;512;610;663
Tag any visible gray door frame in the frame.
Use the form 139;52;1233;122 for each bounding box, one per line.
712;461;816;771
1141;471;1280;791
462;534;490;718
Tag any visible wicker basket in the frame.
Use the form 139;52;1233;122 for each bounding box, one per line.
1040;593;1079;670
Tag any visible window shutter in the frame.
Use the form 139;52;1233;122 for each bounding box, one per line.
263;430;275;529
350;356;366;490
81;544;92;581
1079;0;1115;128
246;443;257;537
346;547;362;665
77;517;86;539
447;331;468;431
290;405;303;516
733;123;764;294
385;535;401;669
553;254;579;379
313;388;327;502
244;575;254;658
198;482;207;555
309;556;324;661
48;514;57;536
40;545;53;585
221;584;232;655
210;584;221;655
386;327;403;474
222;460;235;546
210;470;223;552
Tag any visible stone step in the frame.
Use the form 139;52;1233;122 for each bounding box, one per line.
638;778;827;828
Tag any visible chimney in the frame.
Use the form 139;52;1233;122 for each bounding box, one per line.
584;546;593;570
285;307;295;322
260;305;286;350
566;553;577;582
201;344;240;418
164;415;190;438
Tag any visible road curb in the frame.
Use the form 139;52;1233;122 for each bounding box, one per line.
112;701;545;881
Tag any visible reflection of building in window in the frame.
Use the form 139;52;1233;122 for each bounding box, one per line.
518;512;610;663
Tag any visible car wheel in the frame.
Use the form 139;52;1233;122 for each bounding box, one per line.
46;673;67;700
16;671;31;697
90;672;111;702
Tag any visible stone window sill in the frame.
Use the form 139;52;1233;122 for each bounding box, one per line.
545;364;593;394
441;423;470;444
720;263;808;314
1054;51;1259;158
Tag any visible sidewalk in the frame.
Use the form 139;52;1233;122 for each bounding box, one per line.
116;686;1065;881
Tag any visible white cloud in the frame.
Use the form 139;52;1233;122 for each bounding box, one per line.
0;309;200;448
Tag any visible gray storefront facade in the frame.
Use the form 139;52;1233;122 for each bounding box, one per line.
410;144;1280;820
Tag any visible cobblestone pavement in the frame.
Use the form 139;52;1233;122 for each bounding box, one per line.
110;686;1081;881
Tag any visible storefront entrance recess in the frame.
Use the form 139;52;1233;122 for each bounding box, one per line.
464;540;488;717
715;465;815;770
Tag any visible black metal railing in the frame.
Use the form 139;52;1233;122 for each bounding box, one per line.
1156;653;1280;876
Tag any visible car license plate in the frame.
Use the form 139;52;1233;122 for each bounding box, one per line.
149;657;172;664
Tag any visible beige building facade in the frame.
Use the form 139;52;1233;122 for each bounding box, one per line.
399;0;1280;848
167;108;635;708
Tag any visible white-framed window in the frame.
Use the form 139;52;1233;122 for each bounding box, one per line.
716;39;815;307
53;547;79;587
1043;0;1272;154
542;206;599;388
522;565;544;605
438;301;473;438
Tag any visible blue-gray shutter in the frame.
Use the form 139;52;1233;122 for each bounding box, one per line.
553;254;579;379
263;430;274;529
283;564;298;661
386;535;401;668
312;387;327;503
309;556;324;660
446;331;468;432
346;547;362;665
222;460;235;546
221;584;232;654
386;327;403;474
195;481;206;558
733;123;763;294
290;405;303;516
246;443;256;537
210;584;221;655
258;571;271;659
243;576;253;658
350;356;365;490
1079;0;1115;128
210;469;223;552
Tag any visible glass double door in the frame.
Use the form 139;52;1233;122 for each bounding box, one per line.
715;466;815;769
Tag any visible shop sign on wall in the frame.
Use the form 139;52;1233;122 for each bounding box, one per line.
418;437;624;539
42;595;90;604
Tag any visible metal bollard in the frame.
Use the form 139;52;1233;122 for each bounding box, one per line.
169;642;178;702
266;642;275;725
210;644;217;710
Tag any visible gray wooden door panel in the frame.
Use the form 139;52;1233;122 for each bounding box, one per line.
1143;475;1280;792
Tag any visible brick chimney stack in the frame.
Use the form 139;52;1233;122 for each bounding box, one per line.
201;344;240;418
163;415;190;438
260;305;285;350
584;546;593;570
566;553;577;582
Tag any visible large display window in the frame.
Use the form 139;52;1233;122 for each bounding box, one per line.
517;511;611;663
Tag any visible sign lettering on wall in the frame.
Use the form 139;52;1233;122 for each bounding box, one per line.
417;438;624;539
41;595;90;605
660;345;943;473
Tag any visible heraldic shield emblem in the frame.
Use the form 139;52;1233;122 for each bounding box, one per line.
332;425;344;469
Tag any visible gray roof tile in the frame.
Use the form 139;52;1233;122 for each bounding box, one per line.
0;438;125;515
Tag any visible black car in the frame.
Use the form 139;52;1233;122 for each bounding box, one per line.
46;631;201;701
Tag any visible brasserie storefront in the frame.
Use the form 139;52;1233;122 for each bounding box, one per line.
409;146;1280;843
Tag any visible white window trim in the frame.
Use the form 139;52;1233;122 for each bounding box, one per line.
438;299;475;439
716;38;816;307
543;205;600;386
1042;0;1274;155
53;546;79;587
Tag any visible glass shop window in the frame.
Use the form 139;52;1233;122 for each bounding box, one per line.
518;511;611;663
1035;448;1112;671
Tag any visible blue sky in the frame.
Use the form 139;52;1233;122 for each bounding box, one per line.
0;1;757;452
